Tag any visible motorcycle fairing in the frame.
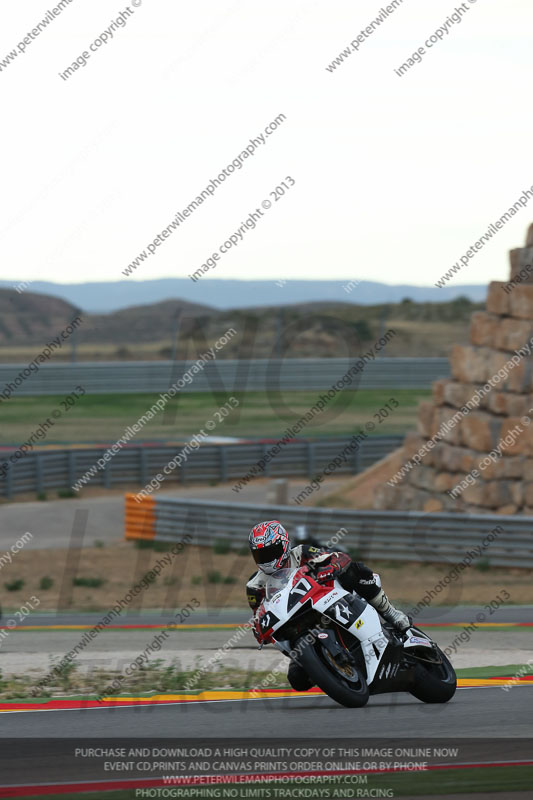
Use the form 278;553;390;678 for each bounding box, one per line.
312;593;388;683
261;568;388;684
403;630;434;650
368;646;414;694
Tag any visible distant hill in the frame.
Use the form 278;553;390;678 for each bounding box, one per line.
0;289;77;345
0;288;483;360
0;278;488;313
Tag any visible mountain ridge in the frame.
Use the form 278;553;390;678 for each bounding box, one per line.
0;278;487;314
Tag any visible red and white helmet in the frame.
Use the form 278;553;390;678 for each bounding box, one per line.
249;520;291;575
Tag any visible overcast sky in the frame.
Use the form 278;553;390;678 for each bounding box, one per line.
1;0;532;291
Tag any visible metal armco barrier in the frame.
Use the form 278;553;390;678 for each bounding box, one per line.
0;357;449;396
0;436;402;499
125;497;533;568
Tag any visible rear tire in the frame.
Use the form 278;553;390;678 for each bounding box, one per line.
410;648;456;703
297;635;369;708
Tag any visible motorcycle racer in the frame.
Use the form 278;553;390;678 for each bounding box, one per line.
246;519;410;691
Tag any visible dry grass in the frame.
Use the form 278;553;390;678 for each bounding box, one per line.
0;341;182;362
0;542;252;612
0;662;292;699
384;318;472;358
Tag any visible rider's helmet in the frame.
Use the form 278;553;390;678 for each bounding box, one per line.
249;520;291;575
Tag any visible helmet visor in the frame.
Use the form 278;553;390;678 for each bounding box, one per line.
252;541;285;566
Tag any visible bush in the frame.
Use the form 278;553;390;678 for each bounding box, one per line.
51;659;78;691
237;546;249;556
4;579;25;592
207;571;222;584
39;576;54;590
134;539;172;552
153;541;173;552
475;558;491;572
191;576;202;585
352;320;372;341
93;540;105;549
36;492;47;501
213;540;231;555
57;489;76;498
72;577;105;588
141;571;157;585
223;576;237;584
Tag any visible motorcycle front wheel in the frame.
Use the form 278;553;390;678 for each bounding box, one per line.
296;635;369;708
409;646;457;703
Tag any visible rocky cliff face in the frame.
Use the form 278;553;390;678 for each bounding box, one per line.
375;226;533;515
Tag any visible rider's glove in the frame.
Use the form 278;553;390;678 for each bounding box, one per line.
252;616;272;645
312;552;351;583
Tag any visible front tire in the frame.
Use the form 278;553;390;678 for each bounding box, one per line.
296;635;369;708
410;647;456;703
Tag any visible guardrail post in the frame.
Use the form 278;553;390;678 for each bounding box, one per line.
68;451;76;488
307;441;315;478
353;441;362;473
35;454;44;495
220;446;227;482
263;444;271;476
140;448;148;486
5;463;13;499
103;460;111;488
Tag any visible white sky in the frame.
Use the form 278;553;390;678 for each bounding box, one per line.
1;0;532;288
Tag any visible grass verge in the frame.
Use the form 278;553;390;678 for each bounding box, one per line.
0;389;430;444
0;663;528;702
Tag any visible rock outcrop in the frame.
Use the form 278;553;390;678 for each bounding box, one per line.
375;226;533;514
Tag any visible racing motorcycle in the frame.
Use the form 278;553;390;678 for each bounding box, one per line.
256;566;456;708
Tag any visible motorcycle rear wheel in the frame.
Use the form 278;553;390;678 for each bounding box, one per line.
409;647;457;703
297;635;369;708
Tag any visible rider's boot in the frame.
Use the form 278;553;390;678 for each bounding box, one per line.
369;589;410;632
287;660;314;691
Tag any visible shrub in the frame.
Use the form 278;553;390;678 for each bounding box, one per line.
134;539;172;552
207;571;222;584
153;541;173;552
36;492;47;501
39;576;54;590
4;579;24;592
191;576;202;585
475;558;491;572
72;577;105;588
223;576;237;585
57;489;76;498
213;540;231;555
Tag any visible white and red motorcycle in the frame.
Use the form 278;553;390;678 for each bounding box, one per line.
256;565;456;708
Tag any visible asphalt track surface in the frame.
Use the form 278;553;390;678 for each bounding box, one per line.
1;686;532;739
2;607;531;743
